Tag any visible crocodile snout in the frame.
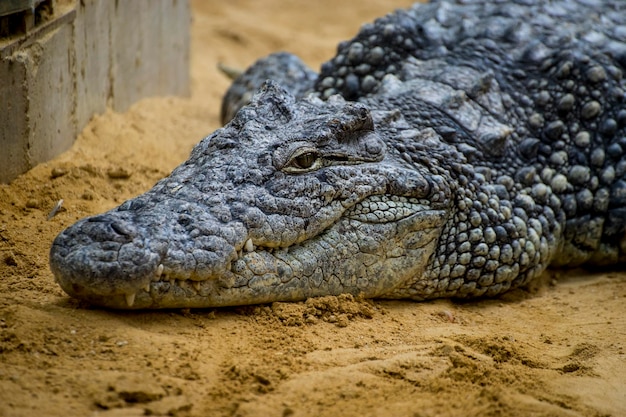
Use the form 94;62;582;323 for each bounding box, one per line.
50;212;161;304
50;197;250;308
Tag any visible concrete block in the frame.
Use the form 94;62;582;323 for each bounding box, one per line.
157;0;190;100
111;0;190;111
0;54;29;181
0;0;190;183
74;0;112;129
27;24;76;167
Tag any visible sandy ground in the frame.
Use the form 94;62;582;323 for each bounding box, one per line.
1;1;625;416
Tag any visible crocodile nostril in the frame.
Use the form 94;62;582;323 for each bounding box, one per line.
178;215;193;227
111;221;135;237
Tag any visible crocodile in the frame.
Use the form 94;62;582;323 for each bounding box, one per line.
50;0;626;309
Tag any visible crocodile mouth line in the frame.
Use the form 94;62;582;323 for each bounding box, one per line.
130;194;436;307
138;239;295;308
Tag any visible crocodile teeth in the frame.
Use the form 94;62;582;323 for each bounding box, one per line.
125;293;136;307
244;238;254;252
155;264;164;280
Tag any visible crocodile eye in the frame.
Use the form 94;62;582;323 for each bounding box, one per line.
284;149;321;172
293;152;318;169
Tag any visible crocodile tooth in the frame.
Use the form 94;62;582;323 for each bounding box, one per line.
192;281;201;292
125;293;136;307
144;283;150;292
155;264;164;279
244;238;254;252
169;278;176;286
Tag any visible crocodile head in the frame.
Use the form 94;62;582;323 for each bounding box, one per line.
50;82;451;308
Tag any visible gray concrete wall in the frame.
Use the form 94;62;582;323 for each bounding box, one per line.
0;0;190;183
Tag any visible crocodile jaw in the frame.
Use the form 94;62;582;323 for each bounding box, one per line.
50;196;446;309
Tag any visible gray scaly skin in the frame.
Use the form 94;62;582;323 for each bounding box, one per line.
50;0;626;309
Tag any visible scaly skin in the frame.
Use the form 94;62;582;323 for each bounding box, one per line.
50;0;626;309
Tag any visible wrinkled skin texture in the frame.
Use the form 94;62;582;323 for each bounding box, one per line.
50;0;626;309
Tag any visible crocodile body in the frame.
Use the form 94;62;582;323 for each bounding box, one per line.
50;0;626;309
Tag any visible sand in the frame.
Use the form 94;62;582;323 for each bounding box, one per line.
1;1;625;416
